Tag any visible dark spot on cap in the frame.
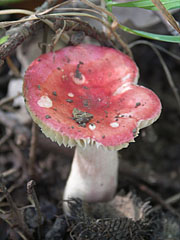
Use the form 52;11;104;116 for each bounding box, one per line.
66;57;70;63
135;102;141;108
96;120;100;123
66;99;73;103
71;126;74;129
53;108;57;111
83;86;89;90
102;135;105;139
45;115;51;119
52;91;57;96
57;67;61;70
83;99;89;107
104;110;108;117
74;61;84;80
38;59;41;62
37;85;41;90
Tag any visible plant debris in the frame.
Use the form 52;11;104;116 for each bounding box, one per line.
72;108;93;127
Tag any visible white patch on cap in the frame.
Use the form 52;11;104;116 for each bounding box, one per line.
37;96;52;108
122;73;131;82
89;123;96;131
110;122;119;128
113;82;132;96
70;72;86;85
68;92;74;98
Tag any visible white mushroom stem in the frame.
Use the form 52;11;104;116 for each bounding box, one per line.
63;144;119;213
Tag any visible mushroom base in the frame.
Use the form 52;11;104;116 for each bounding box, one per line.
63;145;119;213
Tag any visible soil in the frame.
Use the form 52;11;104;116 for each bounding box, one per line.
0;12;180;240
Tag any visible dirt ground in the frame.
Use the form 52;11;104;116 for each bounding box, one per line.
0;9;180;240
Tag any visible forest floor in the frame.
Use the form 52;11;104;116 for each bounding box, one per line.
0;9;180;240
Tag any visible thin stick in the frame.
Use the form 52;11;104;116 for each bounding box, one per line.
51;20;67;51
0;128;12;147
41;12;131;55
0;181;23;202
138;184;180;218
27;180;43;239
0;209;28;240
29;122;38;177
0;92;21;107
0;168;18;178
129;40;180;113
0;0;60;60
6;56;22;78
152;192;180;212
0;0;132;56
80;0;132;56
0;9;34;16
101;0;108;33
0;178;32;239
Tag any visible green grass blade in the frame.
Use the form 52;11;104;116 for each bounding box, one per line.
0;0;24;6
107;0;180;11
118;24;180;43
0;36;9;45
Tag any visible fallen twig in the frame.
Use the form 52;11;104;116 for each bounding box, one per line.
138;184;180;219
27;180;43;239
152;192;180;212
0;92;22;107
6;56;22;78
0;168;18;178
29;123;38;177
0;177;32;239
0;128;12;147
0;208;29;240
0;0;60;61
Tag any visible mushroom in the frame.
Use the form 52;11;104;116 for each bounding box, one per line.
23;44;161;212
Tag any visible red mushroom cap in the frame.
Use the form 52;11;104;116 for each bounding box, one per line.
23;44;161;150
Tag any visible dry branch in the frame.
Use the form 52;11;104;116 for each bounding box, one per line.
0;0;60;61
